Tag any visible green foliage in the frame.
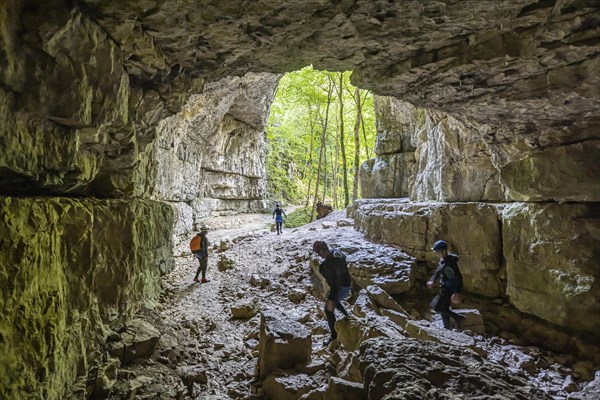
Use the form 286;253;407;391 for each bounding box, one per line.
284;207;313;228
266;66;377;208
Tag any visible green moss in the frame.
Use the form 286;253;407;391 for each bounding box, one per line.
0;197;175;399
285;207;312;228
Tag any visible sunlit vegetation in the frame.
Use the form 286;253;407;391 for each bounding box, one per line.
266;66;377;217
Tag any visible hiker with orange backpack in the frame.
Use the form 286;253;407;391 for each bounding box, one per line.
190;225;210;283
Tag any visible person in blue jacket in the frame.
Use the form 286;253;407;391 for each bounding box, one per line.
273;203;287;235
427;240;465;329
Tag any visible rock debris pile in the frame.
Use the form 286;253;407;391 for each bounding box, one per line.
79;212;600;399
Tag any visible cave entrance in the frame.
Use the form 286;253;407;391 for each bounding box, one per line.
264;66;377;226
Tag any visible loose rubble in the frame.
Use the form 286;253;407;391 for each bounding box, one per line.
93;211;599;399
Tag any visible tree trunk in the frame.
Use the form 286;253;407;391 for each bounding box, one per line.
352;87;362;201
310;80;333;221
333;129;340;209
304;104;316;207
322;128;328;202
337;73;350;207
360;92;371;160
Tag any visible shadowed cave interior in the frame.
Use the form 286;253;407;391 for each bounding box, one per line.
0;1;599;399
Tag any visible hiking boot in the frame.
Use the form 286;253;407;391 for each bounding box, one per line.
193;277;199;282
201;278;210;283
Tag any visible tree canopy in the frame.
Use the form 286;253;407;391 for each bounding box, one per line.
265;66;376;213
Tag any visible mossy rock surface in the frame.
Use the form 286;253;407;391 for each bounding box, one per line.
0;196;174;399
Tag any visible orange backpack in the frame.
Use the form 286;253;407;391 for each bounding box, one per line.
190;235;202;252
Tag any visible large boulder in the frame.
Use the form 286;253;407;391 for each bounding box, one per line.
353;200;504;297
502;203;600;334
262;371;318;400
259;311;312;379
120;319;161;365
347;245;415;295
324;377;365;400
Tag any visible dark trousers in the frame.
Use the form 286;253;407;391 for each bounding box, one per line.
431;288;463;329
325;286;351;339
194;255;207;279
276;220;283;234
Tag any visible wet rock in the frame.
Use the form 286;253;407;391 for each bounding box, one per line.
572;361;596;381
403;319;477;349
359;337;550;399
259;311;311;379
296;359;329;376
453;309;485;334
219;239;231;251
250;274;270;289
324;377;365;400
177;365;208;386
120;319;161;365
365;285;409;314
322;221;335;229
561;375;578;393
501;348;537;375
336;219;353;227
569;375;600;399
289;289;307;303
299;385;327;400
218;254;236;271
337;352;362;382
348;246;415;295
231;299;259;320
263;370;318;400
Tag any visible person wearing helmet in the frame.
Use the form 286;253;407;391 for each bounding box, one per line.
426;240;465;329
312;240;352;345
273;203;287;235
190;225;210;283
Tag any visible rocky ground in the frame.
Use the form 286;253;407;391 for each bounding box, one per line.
94;211;599;400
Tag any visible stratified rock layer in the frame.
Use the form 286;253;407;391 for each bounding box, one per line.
0;196;174;400
352;199;504;298
351;198;600;338
259;310;312;379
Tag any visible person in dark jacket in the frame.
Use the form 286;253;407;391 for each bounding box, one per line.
427;240;465;329
313;240;352;345
192;225;210;283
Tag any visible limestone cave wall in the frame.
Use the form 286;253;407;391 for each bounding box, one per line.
147;73;279;237
0;197;174;399
355;94;600;346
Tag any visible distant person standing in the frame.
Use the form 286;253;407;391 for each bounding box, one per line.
190;225;210;283
312;240;352;345
427;240;465;329
273;202;287;235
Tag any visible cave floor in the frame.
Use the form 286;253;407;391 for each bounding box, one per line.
105;211;595;399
